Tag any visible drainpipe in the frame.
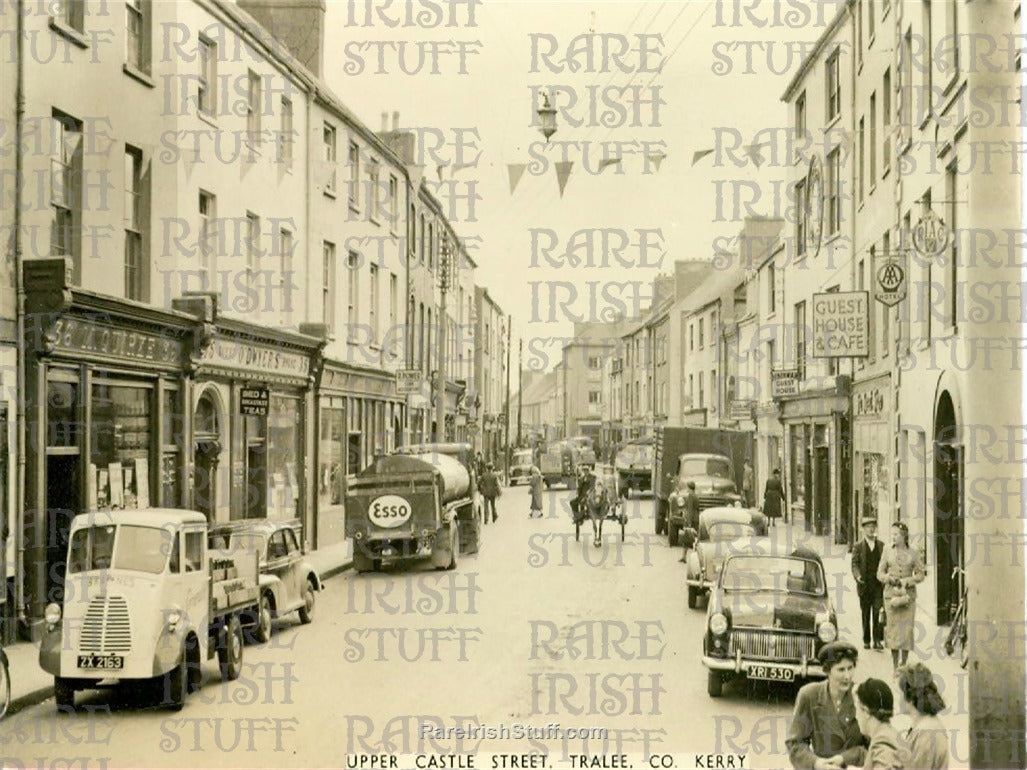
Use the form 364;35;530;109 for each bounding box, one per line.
14;0;27;636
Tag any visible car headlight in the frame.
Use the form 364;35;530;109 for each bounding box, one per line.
354;531;364;539
166;609;182;632
817;621;837;643
44;603;61;625
709;612;729;635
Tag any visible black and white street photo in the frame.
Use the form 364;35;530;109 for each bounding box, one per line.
0;1;1024;768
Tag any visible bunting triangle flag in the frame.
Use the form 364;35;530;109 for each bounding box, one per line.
692;149;714;166
555;161;573;197
649;152;667;172
598;157;621;172
744;143;766;168
507;163;527;194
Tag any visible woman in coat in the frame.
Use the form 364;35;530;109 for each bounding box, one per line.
898;663;950;769
877;521;926;673
762;468;785;527
528;466;544;518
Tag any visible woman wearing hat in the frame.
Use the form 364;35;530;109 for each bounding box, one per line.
787;641;868;769
528;465;544;519
876;522;926;673
854;678;910;770
762;469;785;528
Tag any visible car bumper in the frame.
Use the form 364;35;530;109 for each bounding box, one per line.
685;577;713;591
702;651;825;679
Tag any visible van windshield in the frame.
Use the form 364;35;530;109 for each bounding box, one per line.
679;457;731;478
68;524;173;575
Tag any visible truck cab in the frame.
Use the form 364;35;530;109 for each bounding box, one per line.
666;454;741;544
40;509;257;711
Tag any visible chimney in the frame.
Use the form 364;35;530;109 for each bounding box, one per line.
381;112;389;132
392;111;400;131
236;0;326;77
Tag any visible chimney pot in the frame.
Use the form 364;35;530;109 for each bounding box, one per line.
381;112;389;132
392;111;400;131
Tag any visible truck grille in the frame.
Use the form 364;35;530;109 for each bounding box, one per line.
698;495;729;510
79;596;132;653
729;630;816;662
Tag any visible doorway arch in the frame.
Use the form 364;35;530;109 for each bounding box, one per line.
193;386;225;521
933;388;962;625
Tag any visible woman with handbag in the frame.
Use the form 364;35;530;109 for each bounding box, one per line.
877;522;925;675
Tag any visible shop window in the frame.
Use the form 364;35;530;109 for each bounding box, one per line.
47;380;79;448
267;396;299;520
319;405;345;508
90;383;152;510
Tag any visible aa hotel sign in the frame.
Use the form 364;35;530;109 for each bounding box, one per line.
811;291;869;358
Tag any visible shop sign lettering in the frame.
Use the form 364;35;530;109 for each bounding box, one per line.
771;369;799;398
48;318;182;365
854;387;886;418
240;386;270;416
811;291;869;358
202;338;310;376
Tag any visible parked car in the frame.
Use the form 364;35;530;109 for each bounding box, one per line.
684;508;765;609
614;438;654;497
508;448;535;486
666;453;741;546
702;546;838;697
209;519;321;643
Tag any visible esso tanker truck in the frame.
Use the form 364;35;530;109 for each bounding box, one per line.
39;509;260;711
345;450;477;572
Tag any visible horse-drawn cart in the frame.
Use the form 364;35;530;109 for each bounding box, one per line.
572;464;628;544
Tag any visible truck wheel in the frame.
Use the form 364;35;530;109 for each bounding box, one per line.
352;549;374;574
445;529;459;571
54;677;75;712
217;616;244;681
298;580;315;624
669;524;680;547
707;670;724;698
688;585;699;609
655;504;666;535
251;593;272;643
164;653;188;711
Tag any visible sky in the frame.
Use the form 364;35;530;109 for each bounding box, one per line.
320;0;841;373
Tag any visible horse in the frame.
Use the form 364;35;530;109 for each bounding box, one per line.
584;479;611;547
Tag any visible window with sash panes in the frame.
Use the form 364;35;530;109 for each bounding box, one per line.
348;141;360;208
826;49;841;121
323;123;337;193
52;113;82;279
369;160;380;221
125;0;150;73
827;147;841;234
369;263;379;343
869;93;877;186
124;147;144;300
278;97;293;167
795;179;806;254
245;212;260;285
323;241;336;331
279;227;293;325
198;36;217;116
198;190;216;280
57;0;85;32
246;70;261;145
858;116;865;203
347;251;360;342
389;175;398;231
794;301;806;379
882;70;891;173
795;91;806;138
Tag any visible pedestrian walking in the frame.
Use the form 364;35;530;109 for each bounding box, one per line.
897;663;950;770
742;460;754;508
786;641;868;769
852;516;885;650
854;678;910;770
528;465;543;518
677;481;700;562
480;463;501;524
877;522;925;674
762;468;785;528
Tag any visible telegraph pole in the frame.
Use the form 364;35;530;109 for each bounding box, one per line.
517;337;523;448
433;239;452;443
503;314;512;481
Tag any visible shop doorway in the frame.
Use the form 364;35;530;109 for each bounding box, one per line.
193;391;221;521
348;432;362;474
934;391;963;625
814;446;830;536
45;456;78;605
394;417;402;452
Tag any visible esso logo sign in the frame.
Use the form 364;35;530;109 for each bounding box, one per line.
368;495;411;528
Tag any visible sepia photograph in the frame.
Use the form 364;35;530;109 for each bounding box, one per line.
0;0;1024;768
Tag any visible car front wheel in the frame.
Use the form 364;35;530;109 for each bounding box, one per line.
707;670;723;697
688;586;699;609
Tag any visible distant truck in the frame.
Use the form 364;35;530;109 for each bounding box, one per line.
614;437;655;497
539;441;588;488
654;427;754;546
345;446;479;573
39;509;260;711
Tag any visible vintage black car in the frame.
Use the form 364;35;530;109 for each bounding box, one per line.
684;508;766;609
702;547;838;697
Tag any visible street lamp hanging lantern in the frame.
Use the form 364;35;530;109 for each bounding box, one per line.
537;92;557;143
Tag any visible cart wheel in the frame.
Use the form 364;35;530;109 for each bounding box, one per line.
620;519;626;541
575;521;581;542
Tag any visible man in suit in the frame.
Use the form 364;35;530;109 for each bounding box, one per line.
851;516;885;650
786;641;868;769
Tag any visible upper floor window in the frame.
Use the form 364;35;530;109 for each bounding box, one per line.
369;159;381;221
827;147;841;235
768;264;776;313
124;146;145;301
246;70;262;145
388;175;398;230
278;97;293;168
125;0;150;73
323;123;337;194
57;0;85;33
198;36;217;116
795;91;806;138
826;48;841;122
348;141;360;208
698;317;705;349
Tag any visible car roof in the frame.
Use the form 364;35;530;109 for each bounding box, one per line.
679;453;730;461
699;508;754;525
210;518;300;536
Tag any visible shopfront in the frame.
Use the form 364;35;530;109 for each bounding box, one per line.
851;374;892;542
191;321;318;534
22;285;195;631
317;361;405;548
780;379;850;541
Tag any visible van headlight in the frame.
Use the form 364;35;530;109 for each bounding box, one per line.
709;613;729;635
817;620;837;643
166;609;182;632
44;603;61;625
